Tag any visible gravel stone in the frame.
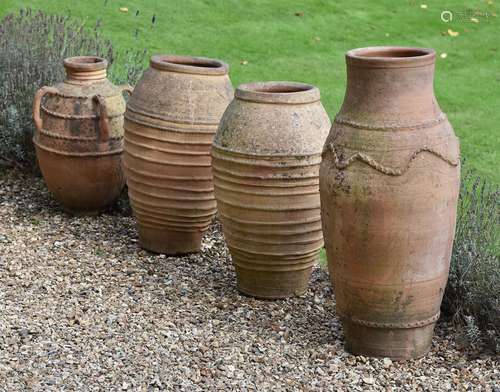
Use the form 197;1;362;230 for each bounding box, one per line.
0;169;498;391
383;358;393;368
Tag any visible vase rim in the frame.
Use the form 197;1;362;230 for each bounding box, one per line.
346;46;436;68
63;56;108;72
150;55;229;75
235;81;320;104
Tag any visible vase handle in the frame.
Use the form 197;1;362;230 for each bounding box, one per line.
93;95;110;143
33;86;59;132
120;84;134;97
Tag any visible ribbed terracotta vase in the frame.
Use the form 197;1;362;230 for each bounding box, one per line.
124;55;233;254
320;47;460;360
33;56;131;214
213;82;331;299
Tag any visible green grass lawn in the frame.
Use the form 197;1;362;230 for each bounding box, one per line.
0;0;498;182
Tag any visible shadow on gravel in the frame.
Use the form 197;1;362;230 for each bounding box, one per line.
1;169;61;220
2;168;340;349
136;221;340;348
3;168;133;222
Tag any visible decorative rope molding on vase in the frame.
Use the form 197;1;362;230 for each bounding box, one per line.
39;128;122;142
41;105;123;120
333;113;447;131
338;311;441;329
323;142;459;176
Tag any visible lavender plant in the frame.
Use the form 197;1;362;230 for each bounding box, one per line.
0;9;145;169
442;165;499;352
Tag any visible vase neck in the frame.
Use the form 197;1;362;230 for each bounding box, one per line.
337;47;443;128
235;81;320;104
150;55;229;76
63;56;108;84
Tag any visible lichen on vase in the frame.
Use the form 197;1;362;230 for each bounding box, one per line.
213;81;331;299
319;47;460;360
123;55;233;255
33;56;132;215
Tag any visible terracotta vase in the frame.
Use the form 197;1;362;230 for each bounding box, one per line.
320;47;460;359
212;82;331;299
124;55;233;254
33;56;131;215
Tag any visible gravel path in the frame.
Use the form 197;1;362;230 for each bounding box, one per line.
0;169;497;391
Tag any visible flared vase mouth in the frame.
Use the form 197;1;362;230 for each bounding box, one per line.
63;56;108;82
150;55;229;75
235;81;320;104
346;46;436;68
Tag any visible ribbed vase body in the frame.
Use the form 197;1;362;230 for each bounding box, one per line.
213;82;331;298
124;55;233;254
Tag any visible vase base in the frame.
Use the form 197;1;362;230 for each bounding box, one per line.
138;226;203;255
342;320;436;361
235;265;312;299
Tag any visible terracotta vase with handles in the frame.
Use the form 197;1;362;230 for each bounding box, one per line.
33;56;131;214
124;55;233;254
213;81;331;298
320;47;460;360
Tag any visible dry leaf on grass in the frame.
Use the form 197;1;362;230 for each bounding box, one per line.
448;29;459;37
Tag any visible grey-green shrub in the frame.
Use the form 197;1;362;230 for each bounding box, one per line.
442;165;499;352
0;9;145;169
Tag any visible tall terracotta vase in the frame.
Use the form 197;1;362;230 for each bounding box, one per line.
124;55;233;254
213;82;331;299
320;47;460;359
33;56;131;215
